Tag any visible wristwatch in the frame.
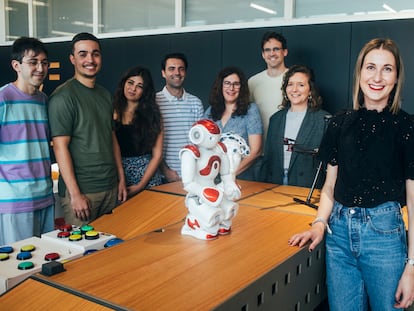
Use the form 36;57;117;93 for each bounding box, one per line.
406;258;414;266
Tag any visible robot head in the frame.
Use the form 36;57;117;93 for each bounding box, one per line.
189;119;221;149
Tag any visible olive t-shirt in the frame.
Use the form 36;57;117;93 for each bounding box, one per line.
48;78;117;196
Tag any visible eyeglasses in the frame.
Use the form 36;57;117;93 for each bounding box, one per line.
223;81;241;89
22;59;50;68
263;47;283;53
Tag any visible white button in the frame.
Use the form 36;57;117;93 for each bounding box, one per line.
349;209;355;214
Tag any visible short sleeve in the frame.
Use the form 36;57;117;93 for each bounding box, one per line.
203;106;212;120
317;112;347;166
196;99;204;120
402;115;414;180
48;91;75;137
246;103;263;135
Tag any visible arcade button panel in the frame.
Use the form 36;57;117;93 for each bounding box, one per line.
41;224;118;253
0;236;83;294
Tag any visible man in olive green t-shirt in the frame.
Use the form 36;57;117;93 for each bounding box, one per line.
48;32;127;226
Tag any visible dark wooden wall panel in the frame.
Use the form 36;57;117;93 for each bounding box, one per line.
221;27;284;77
43;41;71;95
168;31;222;106
0;18;413;114
350;19;414;114
283;23;352;114
99;34;170;96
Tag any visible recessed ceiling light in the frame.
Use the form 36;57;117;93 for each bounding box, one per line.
250;3;277;15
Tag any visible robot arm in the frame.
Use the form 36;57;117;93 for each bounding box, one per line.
221;173;241;201
217;140;241;200
180;146;223;207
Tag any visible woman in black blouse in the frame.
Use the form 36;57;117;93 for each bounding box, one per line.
113;66;163;198
289;38;414;310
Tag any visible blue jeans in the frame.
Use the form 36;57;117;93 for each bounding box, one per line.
326;201;407;311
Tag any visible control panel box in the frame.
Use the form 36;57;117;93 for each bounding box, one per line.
0;237;83;294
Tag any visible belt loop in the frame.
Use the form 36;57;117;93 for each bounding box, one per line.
362;207;368;222
333;201;342;217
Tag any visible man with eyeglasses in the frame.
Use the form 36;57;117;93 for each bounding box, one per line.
48;32;127;227
248;31;288;144
0;37;54;244
156;52;204;183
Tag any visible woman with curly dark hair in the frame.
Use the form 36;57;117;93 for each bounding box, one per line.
204;66;263;180
113;66;163;198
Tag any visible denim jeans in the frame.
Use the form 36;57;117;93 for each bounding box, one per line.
282;168;289;185
326;201;407;311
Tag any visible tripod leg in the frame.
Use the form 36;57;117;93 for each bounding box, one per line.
306;161;323;203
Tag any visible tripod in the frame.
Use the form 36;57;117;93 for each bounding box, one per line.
291;114;331;209
293;160;322;209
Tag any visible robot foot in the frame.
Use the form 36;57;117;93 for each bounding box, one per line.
218;226;231;235
181;218;218;241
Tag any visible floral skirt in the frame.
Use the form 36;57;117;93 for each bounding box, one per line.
122;154;162;188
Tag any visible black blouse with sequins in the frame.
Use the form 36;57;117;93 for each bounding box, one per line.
318;107;414;208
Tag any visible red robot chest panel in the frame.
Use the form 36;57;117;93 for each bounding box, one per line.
198;155;221;177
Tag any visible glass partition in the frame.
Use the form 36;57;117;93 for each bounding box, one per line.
40;0;93;38
2;0;414;44
100;0;175;33
295;0;414;18
5;0;29;41
185;0;284;26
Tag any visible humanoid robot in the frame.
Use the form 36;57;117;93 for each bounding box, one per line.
180;120;243;240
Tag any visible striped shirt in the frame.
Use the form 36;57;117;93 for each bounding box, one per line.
156;87;204;176
0;83;53;213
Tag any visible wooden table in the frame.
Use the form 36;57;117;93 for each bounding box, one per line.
0;278;116;310
90;181;287;241
35;204;326;311
239;185;320;216
1;185;327;310
239;185;411;228
90;190;187;240
149;179;278;200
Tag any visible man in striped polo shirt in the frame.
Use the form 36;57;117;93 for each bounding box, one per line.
156;53;204;183
0;37;54;245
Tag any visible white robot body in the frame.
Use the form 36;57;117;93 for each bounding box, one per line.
180;120;242;240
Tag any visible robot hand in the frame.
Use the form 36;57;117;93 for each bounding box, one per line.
221;174;241;201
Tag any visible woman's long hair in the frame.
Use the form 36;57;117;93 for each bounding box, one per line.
208;66;250;121
113;66;161;152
